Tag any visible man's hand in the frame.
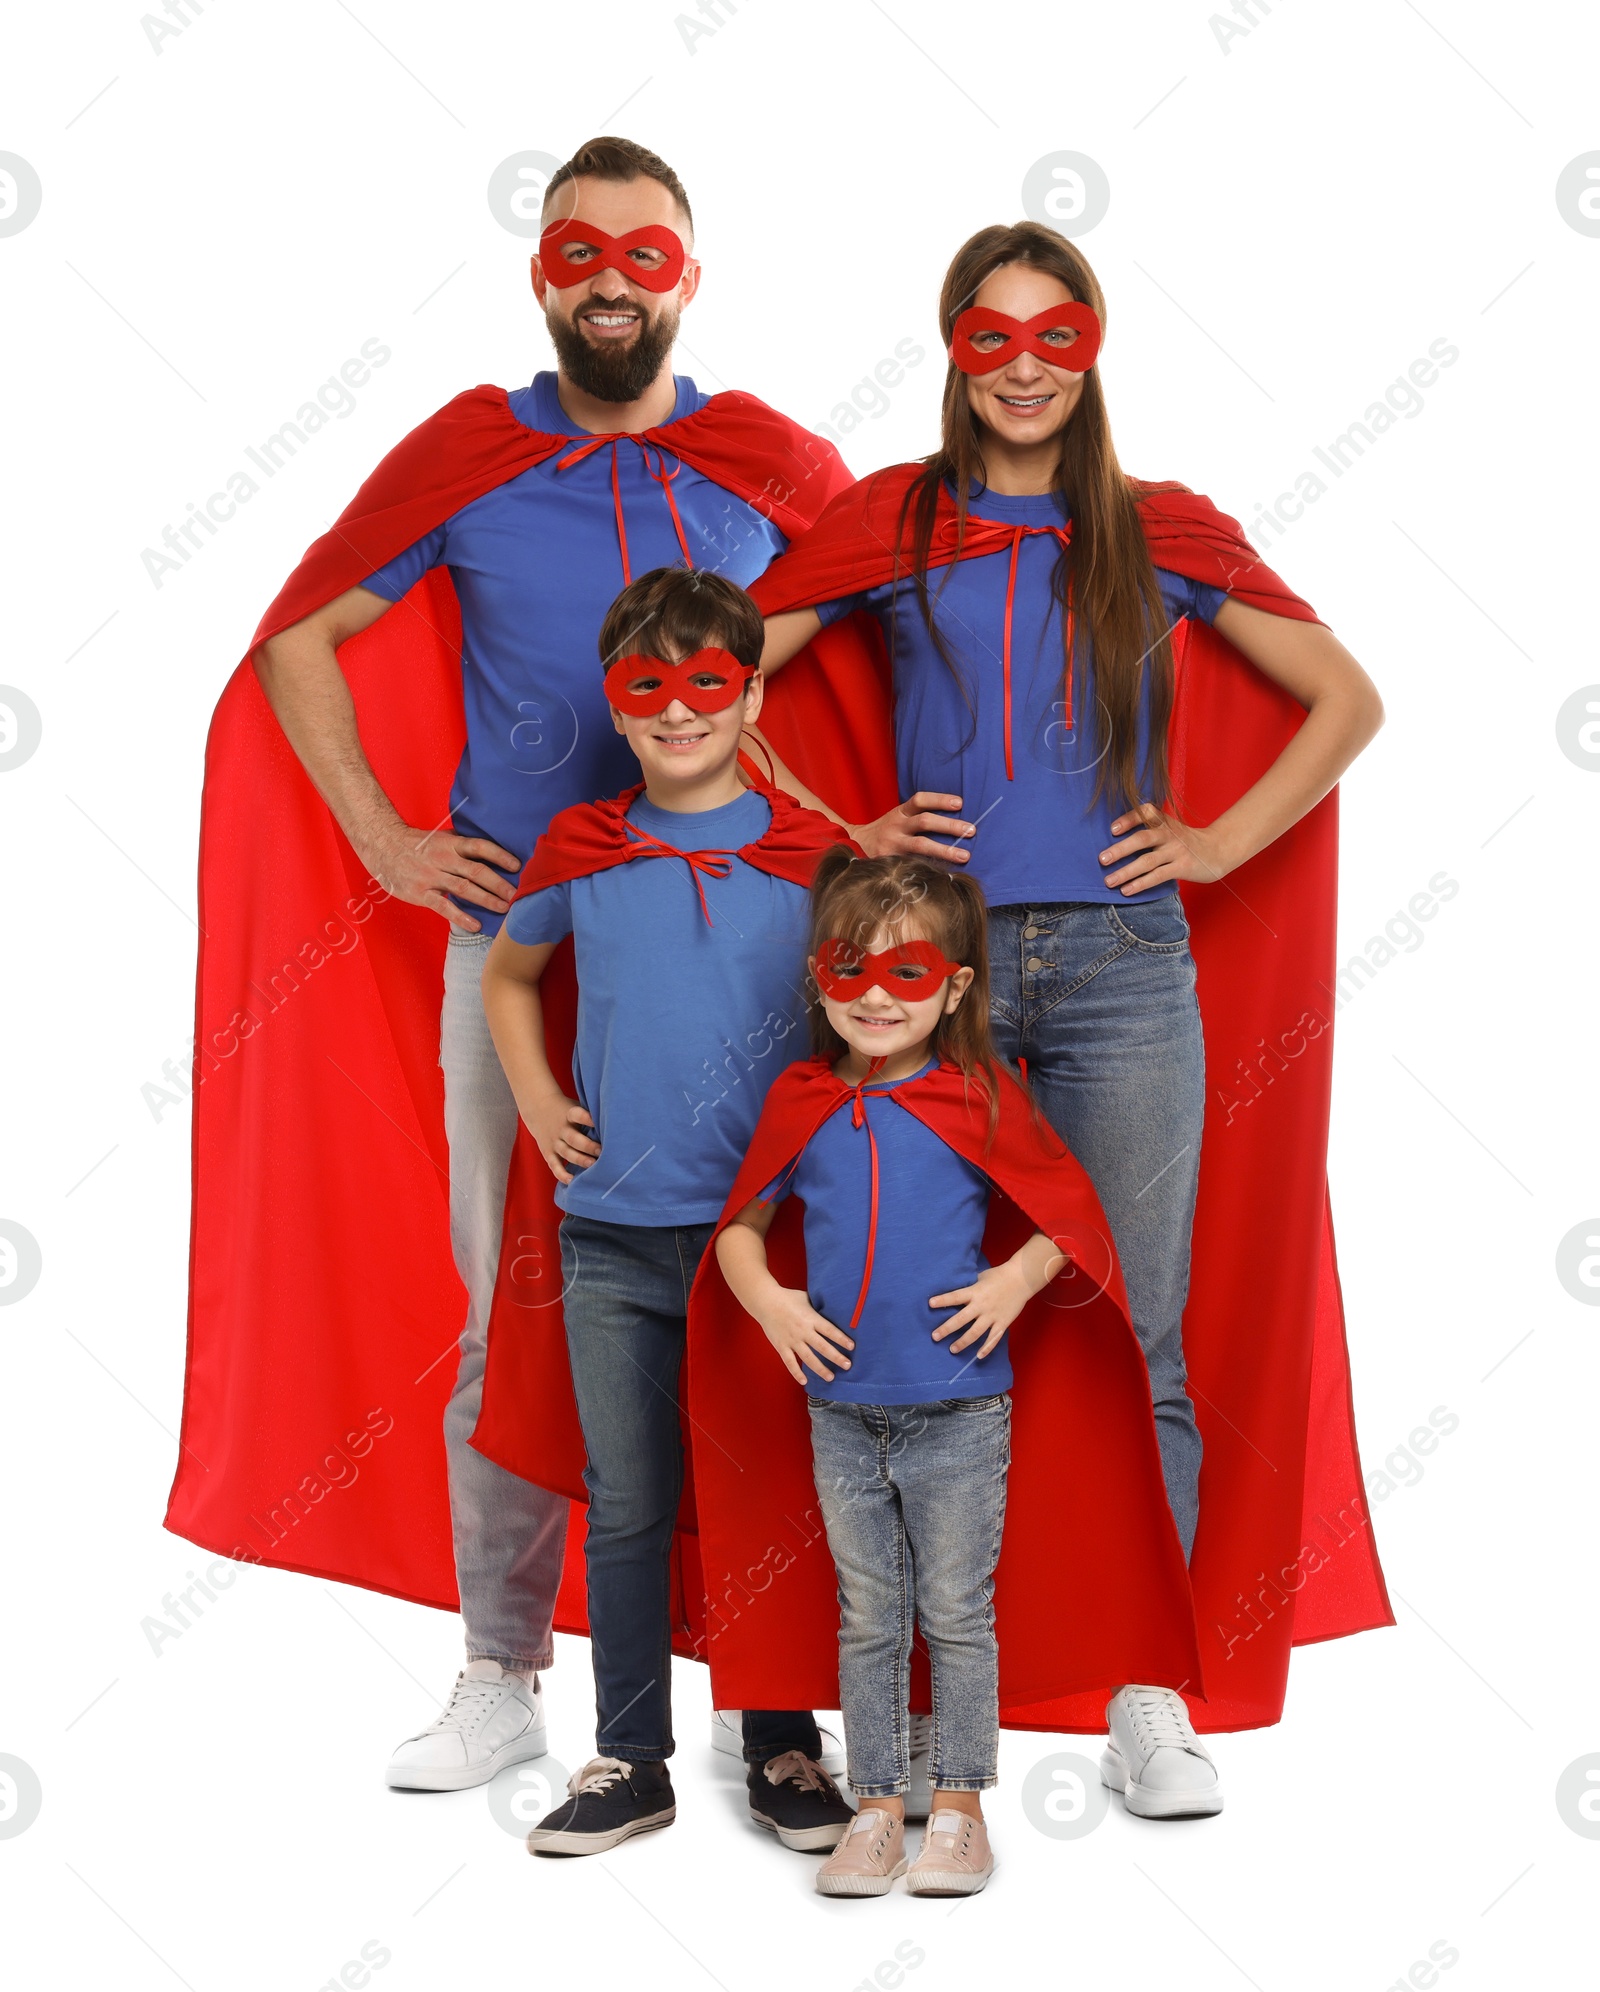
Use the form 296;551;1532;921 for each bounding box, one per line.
1099;802;1235;895
930;1260;1037;1360
363;823;521;932
524;1090;601;1187
755;1288;855;1385
850;791;975;864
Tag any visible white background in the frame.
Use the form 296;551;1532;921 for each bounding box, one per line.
2;1;1597;1986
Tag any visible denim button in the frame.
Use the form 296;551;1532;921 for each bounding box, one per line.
1026;956;1044;971
1023;925;1040;938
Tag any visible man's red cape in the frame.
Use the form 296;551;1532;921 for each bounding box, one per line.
737;466;1394;1730
686;1056;1205;1717
162;387;896;1642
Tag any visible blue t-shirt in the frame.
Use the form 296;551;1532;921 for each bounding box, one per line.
817;486;1227;909
362;373;788;934
505;787;811;1225
762;1061;1004;1405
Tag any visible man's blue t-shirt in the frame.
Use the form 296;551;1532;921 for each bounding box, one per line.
816;486;1227;909
504;788;810;1226
362;373;788;934
762;1061;1004;1406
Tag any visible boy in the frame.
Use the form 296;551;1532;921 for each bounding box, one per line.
481;566;858;1857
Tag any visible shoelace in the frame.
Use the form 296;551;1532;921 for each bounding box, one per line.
415;1673;510;1737
763;1751;839;1796
566;1756;634;1797
1124;1686;1200;1754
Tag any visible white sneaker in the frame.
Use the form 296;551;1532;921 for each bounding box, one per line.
385;1661;548;1791
709;1709;846;1776
1101;1684;1223;1819
847;1712;934;1823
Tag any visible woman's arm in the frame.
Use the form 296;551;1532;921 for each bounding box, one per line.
480;931;601;1185
1100;598;1385;894
759;608;823;676
717;1198;856;1383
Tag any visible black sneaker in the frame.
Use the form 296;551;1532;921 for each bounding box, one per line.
526;1757;675;1856
748;1750;855;1851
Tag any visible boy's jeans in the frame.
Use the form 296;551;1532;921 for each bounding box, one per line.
987;898;1206;1560
559;1211;823;1767
809;1395;1011;1796
440;933;568;1672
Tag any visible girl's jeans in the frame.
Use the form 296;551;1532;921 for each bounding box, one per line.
809;1394;1012;1796
987;896;1206;1558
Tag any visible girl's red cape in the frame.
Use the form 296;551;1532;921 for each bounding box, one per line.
165;425;1390;1732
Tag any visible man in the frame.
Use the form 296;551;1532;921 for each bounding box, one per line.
168;136;902;1816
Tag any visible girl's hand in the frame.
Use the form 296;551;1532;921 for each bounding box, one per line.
1100;803;1235;894
929;1261;1035;1360
756;1289;855;1385
525;1092;601;1186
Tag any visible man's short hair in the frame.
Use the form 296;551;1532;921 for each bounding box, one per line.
597;568;763;673
542;137;694;234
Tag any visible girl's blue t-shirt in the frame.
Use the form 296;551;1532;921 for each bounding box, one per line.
762;1061;1006;1405
816;486;1227;909
505;788;812;1226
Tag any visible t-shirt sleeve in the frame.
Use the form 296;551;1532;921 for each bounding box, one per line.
361;523;449;602
502;881;573;947
815;592;869;629
1156;567;1228;628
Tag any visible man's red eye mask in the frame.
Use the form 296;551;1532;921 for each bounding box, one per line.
539;219;687;293
604;648;754;717
814;939;964;1003
949;303;1102;376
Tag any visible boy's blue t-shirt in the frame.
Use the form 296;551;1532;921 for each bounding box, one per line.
361;373;788;935
816;486;1227;909
504;787;811;1226
762;1061;1006;1405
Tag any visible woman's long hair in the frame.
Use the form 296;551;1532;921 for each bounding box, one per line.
900;221;1183;812
806;848;1004;1141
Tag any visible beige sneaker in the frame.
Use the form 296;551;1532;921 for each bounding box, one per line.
904;1809;994;1896
815;1807;908;1896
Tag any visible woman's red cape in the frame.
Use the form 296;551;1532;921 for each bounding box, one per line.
686;1056;1204;1717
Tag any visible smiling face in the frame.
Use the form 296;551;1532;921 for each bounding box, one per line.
533;174;701;402
608;646;763;796
960;261;1091;450
813;920;975;1073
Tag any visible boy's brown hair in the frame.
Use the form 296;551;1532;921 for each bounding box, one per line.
806;848;1006;1138
596;567;764;673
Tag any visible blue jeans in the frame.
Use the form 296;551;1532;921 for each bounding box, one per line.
988;897;1205;1559
560;1212;822;1766
809;1395;1012;1796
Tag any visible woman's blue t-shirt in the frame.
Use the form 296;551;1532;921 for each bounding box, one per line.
816;486;1226;909
762;1060;1006;1405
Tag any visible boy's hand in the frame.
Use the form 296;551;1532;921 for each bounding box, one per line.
929;1260;1036;1360
756;1289;855;1385
525;1092;600;1186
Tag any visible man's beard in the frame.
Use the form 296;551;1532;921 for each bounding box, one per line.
546;300;680;404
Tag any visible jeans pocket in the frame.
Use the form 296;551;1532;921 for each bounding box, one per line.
1106;895;1191;954
946;1393;1007;1413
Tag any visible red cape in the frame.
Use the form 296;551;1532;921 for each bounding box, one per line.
685;1056;1204;1716
163;386;897;1631
742;465;1394;1730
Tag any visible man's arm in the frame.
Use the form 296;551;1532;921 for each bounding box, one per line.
254;584;520;932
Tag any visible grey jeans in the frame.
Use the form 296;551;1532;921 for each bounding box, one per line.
440;933;569;1671
809;1394;1012;1797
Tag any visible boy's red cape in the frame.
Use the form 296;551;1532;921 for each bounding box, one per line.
686;1056;1204;1716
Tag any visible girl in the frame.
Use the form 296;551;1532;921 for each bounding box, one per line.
743;222;1389;1806
719;850;1092;1897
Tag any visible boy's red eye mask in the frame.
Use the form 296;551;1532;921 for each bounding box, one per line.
539;220;687;293
603;648;754;717
814;938;963;1003
949;303;1102;376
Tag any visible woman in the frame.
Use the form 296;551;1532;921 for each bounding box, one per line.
746;221;1387;1818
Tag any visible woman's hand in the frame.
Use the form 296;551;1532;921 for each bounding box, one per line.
755;1288;855;1385
851;792;976;864
525;1091;601;1187
1100;803;1236;894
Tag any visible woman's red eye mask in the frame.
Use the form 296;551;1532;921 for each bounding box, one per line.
814;938;964;1003
949;303;1102;376
603;648;754;717
539;219;687;293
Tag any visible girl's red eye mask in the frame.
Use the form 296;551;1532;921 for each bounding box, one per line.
603;648;754;717
538;220;687;293
949;303;1102;376
814;938;964;1003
